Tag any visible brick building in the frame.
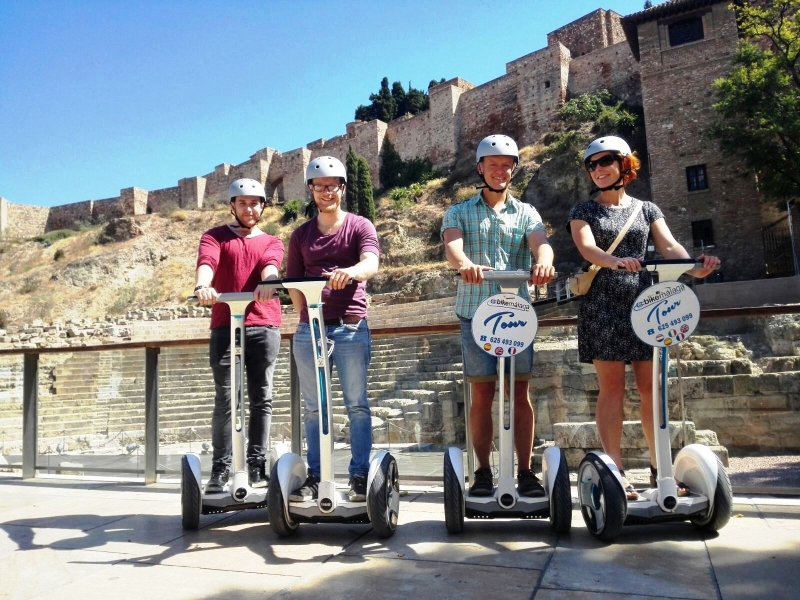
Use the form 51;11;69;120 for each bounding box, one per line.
622;0;770;280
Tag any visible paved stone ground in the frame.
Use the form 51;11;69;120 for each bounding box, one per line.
1;474;799;600
621;455;800;490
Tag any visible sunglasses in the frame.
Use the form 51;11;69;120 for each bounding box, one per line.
584;154;619;172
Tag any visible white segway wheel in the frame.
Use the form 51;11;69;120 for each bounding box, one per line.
690;456;733;532
577;454;625;542
267;460;298;537
180;456;201;530
443;451;464;534
368;454;400;538
549;450;572;534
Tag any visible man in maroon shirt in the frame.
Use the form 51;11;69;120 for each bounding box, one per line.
286;156;380;503
194;178;284;492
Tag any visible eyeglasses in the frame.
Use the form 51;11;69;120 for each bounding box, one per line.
310;184;343;193
584;154;619;172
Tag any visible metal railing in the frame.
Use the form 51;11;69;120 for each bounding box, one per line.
1;303;799;485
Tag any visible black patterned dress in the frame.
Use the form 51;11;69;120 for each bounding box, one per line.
567;198;665;364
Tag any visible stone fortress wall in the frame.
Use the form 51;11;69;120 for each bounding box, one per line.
0;2;778;281
1;8;640;234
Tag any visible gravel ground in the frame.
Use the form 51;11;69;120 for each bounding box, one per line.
615;455;800;490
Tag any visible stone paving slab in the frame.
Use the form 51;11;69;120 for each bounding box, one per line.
705;501;800;600
541;523;719;599
344;500;557;570
128;508;370;578
0;475;799;600
46;560;299;600
270;555;542;600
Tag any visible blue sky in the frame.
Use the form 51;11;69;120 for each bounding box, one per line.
0;0;649;208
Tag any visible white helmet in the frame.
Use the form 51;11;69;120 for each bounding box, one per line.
306;156;347;183
583;136;632;162
228;178;266;203
476;134;519;164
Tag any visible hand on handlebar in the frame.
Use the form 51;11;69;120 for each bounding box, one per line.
459;264;494;284
530;264;555;286
614;257;642;272
322;267;357;290
689;254;721;278
254;283;276;303
194;286;219;306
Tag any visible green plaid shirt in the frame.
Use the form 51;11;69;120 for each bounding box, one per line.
441;193;545;319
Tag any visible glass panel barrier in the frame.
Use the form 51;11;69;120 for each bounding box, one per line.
0;304;793;493
0;355;23;472
36;349;146;478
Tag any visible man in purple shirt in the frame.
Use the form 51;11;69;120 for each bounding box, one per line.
285;155;380;503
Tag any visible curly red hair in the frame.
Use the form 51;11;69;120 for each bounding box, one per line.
620;152;641;185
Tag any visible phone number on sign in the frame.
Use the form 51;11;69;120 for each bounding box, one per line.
490;337;525;347
657;313;693;331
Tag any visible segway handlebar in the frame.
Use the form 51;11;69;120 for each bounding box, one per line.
187;292;255;306
638;259;719;282
456;269;559;281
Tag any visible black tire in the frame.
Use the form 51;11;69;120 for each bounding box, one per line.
691;457;733;532
368;454;399;538
267;460;298;537
180;456;201;530
577;454;625;542
549;450;572;534
443;451;464;534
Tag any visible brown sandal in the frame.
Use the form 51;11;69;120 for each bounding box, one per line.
620;470;638;501
650;465;689;496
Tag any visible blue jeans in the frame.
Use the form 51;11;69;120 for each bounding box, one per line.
292;319;372;478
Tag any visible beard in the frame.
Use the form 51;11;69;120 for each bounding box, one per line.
315;197;341;213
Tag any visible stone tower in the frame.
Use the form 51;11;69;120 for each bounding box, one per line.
622;0;766;281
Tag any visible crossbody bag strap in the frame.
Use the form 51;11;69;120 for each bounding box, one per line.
606;199;643;256
587;200;643;272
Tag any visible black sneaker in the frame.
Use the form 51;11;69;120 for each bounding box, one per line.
470;467;494;496
517;469;546;497
248;459;268;488
204;464;230;493
347;474;368;502
289;474;320;502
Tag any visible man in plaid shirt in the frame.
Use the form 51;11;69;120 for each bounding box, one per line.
441;134;555;498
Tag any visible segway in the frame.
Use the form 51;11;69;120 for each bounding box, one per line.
443;270;572;533
181;291;287;530
265;277;399;538
577;259;733;542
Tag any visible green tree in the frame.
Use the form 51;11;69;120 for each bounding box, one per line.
356;157;376;222
369;77;396;122
345;146;359;212
354;77;437;122
559;89;637;135
404;87;429;115
379;138;404;189
391;81;407;115
708;0;800;200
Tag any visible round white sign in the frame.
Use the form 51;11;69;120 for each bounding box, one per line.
472;293;538;357
630;281;700;347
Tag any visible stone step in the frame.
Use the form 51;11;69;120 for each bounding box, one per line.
553;420;697;450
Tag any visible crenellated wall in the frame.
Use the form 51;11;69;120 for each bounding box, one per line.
3;0;767;288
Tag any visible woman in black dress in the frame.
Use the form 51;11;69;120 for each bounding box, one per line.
567;136;719;499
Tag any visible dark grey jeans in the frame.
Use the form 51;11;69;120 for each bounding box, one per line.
209;325;281;468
